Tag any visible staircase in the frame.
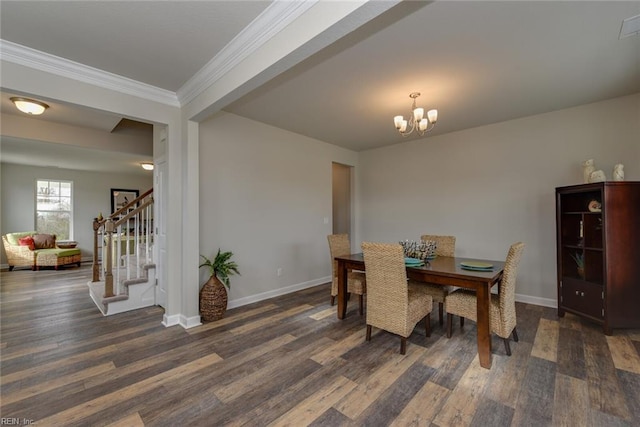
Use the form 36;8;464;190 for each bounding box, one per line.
88;188;156;315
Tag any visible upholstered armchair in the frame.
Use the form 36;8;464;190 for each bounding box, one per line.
2;231;37;270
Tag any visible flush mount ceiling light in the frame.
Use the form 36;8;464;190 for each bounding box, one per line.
140;162;154;171
10;97;49;115
393;92;438;137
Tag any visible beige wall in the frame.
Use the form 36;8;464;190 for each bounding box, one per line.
199;95;638;308
1;163;153;265
357;94;640;305
199;112;359;305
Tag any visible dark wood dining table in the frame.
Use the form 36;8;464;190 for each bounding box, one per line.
335;253;506;369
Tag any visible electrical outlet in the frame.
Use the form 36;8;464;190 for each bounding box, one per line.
277;267;282;277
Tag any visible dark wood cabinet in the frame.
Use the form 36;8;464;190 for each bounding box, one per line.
556;182;640;335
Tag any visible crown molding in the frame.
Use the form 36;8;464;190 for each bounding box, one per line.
0;39;180;107
177;0;318;105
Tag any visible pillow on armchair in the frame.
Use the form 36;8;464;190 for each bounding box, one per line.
18;236;36;251
33;233;56;249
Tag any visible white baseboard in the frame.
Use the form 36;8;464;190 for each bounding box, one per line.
227;276;332;310
224;277;558;311
162;313;201;329
162;313;181;327
516;293;557;308
180;314;202;329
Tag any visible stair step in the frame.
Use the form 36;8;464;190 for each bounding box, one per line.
88;262;156;316
123;277;148;286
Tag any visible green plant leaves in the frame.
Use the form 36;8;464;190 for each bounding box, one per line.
199;249;240;288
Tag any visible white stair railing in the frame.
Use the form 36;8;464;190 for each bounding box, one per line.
92;189;154;297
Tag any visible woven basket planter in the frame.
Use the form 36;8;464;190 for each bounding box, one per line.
200;275;228;321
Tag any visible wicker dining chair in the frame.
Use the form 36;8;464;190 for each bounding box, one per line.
445;242;525;356
361;242;433;355
328;234;366;315
418;234;456;325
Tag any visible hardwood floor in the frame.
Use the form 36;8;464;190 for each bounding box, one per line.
1;265;639;426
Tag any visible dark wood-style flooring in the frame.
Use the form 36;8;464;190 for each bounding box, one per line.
1;265;639;426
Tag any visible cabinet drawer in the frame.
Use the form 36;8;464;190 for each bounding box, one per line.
561;278;603;319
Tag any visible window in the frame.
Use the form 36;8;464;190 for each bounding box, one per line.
36;180;73;240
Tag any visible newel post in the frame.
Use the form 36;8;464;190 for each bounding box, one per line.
104;219;115;297
91;217;102;282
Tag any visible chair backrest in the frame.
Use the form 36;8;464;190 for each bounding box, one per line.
327;234;351;278
420;235;456;257
499;242;525;323
361;242;409;321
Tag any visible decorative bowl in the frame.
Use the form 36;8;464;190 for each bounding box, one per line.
57;240;78;249
400;239;437;261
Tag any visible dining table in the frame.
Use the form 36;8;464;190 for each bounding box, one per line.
335;253;506;369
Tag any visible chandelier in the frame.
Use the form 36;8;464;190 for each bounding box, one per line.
393;92;438;137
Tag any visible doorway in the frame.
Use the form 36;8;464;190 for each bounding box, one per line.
332;162;352;236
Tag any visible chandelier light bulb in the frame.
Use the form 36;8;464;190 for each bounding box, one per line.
413;107;424;122
427;109;438;124
394;115;404;129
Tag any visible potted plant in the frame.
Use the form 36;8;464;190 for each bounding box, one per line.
571;252;585;279
199;249;240;321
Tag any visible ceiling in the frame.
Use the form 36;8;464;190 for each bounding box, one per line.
0;1;272;92
1;1;639;170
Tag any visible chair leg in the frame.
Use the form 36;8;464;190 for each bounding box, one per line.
512;327;519;342
330;295;335;306
366;325;372;342
438;303;444;326
447;313;453;338
359;294;364;316
503;338;512;356
400;337;407;355
460;317;464;328
425;313;431;337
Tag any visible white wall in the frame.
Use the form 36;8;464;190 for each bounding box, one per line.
357;94;640;305
199;112;359;305
1;163;153;265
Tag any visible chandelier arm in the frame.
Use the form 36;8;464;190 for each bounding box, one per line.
400;127;414;137
400;118;416;136
421;122;436;135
